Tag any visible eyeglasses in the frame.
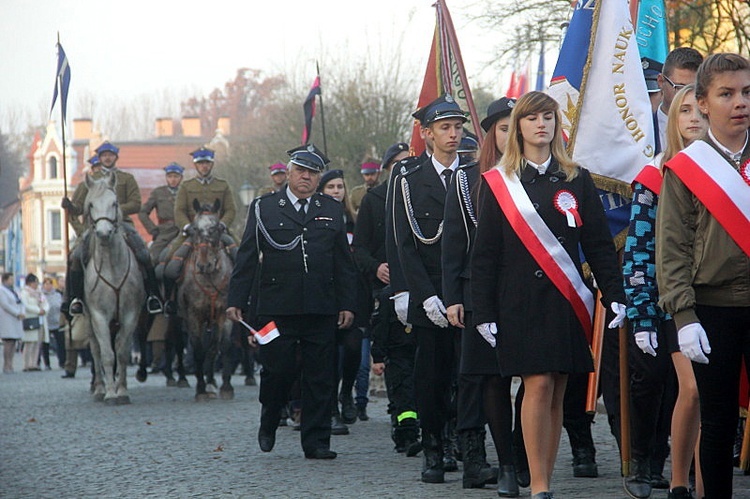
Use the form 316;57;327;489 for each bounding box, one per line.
662;74;688;91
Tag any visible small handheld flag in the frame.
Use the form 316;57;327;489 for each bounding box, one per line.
50;42;71;122
239;320;280;345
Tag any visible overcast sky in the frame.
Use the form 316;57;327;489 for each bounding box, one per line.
0;0;514;130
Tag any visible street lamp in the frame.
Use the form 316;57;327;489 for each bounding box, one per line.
238;182;256;207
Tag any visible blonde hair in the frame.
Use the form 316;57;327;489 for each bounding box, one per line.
661;84;703;168
499;91;578;181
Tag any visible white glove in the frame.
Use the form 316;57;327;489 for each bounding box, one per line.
390;291;410;326
422;295;449;328
678;323;711;364
476;322;497;348
634;331;658;357
608;302;627;329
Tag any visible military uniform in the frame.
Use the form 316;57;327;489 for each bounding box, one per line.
69;168;141;223
349;183;367;214
228;186;357;457
139;184;180;264
174;176;236;230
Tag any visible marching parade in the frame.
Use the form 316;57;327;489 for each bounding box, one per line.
2;0;750;498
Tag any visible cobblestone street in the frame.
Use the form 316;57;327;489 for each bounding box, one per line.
2;353;750;498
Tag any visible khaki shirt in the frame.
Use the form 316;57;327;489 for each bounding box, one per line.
70;168;141;224
139;185;178;235
656;137;750;329
349;183;368;214
174;176;236;229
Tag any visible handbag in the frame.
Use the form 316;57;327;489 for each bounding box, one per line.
22;316;40;331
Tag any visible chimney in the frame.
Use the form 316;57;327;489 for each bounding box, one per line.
182;116;201;137
217;116;231;136
155;118;174;137
73;119;93;141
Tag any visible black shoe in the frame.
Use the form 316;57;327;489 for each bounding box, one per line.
356;405;369;421
61;372;75;379
340;394;357;424
421;432;445;483
69;299;84;316
516;468;531;488
531;493;554;499
164;300;177;315
572;451;598;478
497;465;520;497
331;415;349;435
305;448;337;459
147;296;163;314
650;473;669;489
667;486;693;499
258;428;276;452
624;458;652;499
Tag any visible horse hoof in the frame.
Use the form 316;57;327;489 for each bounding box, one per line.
219;388;234;400
116;395;131;405
104;397;118;406
93;393;105;402
135;368;147;383
177;379;190;388
195;393;210;402
166;378;177;387
245;376;257;386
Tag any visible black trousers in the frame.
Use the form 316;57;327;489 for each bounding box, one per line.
413;324;457;435
258;314;336;454
385;343;418;421
693;304;750;499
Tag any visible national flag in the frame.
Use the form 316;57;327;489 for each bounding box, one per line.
240;319;281;345
410;0;481;156
506;71;518;98
302;76;321;145
535;40;546;91
50;42;71;122
506;64;529;98
548;0;654;243
635;0;669;64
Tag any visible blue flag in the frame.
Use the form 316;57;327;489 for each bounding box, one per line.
635;0;669;64
535;40;545;91
50;42;71;122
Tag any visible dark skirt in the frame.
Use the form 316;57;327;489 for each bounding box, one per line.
460;311;502;375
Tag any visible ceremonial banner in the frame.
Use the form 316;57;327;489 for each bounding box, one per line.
302;76;321;145
50;42;71;122
410;0;481;156
635;0;669;64
548;0;654;243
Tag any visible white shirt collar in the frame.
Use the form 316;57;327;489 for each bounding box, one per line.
285;187;310;209
525;155;553;175
708;128;748;164
431;154;459;176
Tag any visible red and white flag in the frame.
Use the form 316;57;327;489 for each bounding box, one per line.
240;320;280;345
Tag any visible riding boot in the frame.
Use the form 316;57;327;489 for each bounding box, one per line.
460;429;497;489
220;233;238;261
144;266;163;314
163;276;177;315
421;430;445;483
68;269;85;315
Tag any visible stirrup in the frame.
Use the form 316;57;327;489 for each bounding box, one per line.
69;299;84;316
147;296;163;315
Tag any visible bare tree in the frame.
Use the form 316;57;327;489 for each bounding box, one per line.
668;0;750;55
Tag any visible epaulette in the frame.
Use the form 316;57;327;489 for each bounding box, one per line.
317;192;337;202
258;190;276;199
397;156;422;176
458;160;479;171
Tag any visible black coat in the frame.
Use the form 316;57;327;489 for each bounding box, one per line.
352;182;387;290
228;189;357;318
393;156;450;328
471;161;625;375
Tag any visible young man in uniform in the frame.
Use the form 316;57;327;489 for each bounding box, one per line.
139;162;184;264
227;144;357;460
61;141;162;315
392;94;466;483
257;162;288;196
349;160;381;214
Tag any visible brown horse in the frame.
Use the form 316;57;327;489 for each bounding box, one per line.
178;199;234;401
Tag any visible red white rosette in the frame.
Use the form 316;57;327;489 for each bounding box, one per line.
553;190;582;228
741;158;750;187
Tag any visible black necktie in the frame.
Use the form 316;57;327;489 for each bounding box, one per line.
297;198;308;219
442;169;453;189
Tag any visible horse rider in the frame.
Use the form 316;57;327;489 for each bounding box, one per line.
257;162;288;196
227;143;358;460
139;162;184;264
61;141;163;316
162;146;237;314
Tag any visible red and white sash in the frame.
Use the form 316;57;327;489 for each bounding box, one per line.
665;140;750;257
483;168;594;337
632;162;663;195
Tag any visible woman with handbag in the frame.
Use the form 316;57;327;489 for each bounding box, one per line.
20;273;48;372
1;273;24;373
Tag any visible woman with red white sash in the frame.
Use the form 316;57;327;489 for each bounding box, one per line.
471;92;626;499
656;53;750;499
623;84;707;499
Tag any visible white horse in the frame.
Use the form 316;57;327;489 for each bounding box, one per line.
82;174;145;404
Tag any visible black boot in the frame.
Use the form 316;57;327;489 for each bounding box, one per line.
398;418;422;457
442;420;459;471
163;276;177;315
513;425;531;487
421;431;445;483
331;406;349;436
339;390;357;425
567;421;599;478
649;457;669;489
459;429;497;489
623;457;652;499
144;266;163;314
68;269;85;315
497;465;520;497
